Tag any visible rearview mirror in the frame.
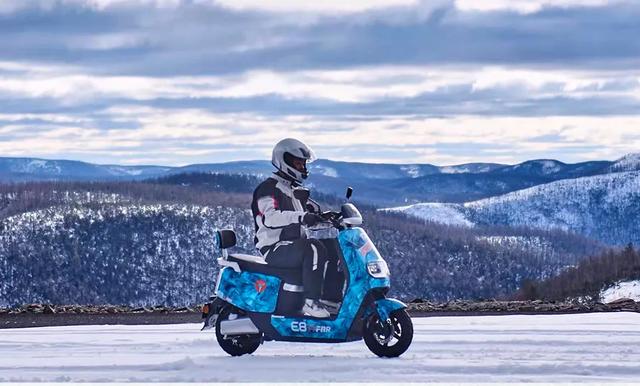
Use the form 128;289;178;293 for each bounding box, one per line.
346;187;353;200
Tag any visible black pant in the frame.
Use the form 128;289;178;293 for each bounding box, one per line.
318;239;345;303
264;239;328;300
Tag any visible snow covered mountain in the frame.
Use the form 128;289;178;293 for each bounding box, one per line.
387;171;640;246
309;160;508;179
311;158;619;204
494;159;611;178
0;155;625;205
0;157;170;181
609;153;640;172
0;157;499;181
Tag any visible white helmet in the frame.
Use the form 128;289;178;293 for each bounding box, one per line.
272;138;317;183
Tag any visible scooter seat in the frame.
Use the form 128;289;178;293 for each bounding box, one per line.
228;253;267;264
227;254;303;285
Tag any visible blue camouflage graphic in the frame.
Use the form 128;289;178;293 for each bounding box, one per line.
270;227;390;339
367;298;407;321
216;267;281;313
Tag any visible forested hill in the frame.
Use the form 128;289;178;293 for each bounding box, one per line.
389;171;640;246
517;244;640;302
0;175;602;307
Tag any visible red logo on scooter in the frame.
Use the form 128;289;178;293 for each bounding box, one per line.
359;240;373;257
254;279;267;293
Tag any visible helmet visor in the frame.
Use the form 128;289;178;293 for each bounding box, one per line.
283;152;310;176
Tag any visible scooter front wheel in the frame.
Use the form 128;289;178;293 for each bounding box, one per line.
215;306;261;356
363;308;413;358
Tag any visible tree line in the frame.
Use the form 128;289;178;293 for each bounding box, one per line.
516;243;640;301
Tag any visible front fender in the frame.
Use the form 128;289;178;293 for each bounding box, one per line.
366;298;407;321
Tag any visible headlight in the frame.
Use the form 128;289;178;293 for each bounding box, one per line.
367;260;389;278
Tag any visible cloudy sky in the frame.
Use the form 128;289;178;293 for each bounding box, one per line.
1;0;639;166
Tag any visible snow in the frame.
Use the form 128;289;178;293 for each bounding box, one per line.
313;166;339;178
9;159;63;175
539;160;563;174
106;166;145;176
28;160;48;169
400;165;421;178
610;153;640;172
478;235;549;250
438;163;496;174
439;166;463;174
600;280;640;303
1;313;639;382
382;203;473;227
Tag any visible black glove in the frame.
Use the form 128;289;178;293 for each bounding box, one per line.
302;213;324;227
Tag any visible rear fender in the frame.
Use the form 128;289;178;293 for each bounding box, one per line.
201;297;226;331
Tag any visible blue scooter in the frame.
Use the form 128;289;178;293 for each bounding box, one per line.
201;188;413;357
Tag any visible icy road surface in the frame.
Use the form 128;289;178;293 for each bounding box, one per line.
1;313;639;382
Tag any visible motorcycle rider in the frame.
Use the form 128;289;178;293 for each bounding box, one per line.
251;138;331;318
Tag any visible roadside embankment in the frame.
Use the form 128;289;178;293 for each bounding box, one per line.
1;299;637;329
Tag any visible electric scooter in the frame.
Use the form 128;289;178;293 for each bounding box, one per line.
201;188;413;357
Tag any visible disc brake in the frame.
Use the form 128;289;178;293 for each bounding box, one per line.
373;318;394;345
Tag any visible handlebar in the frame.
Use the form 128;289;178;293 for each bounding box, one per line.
319;211;338;220
320;211;343;228
304;211;343;231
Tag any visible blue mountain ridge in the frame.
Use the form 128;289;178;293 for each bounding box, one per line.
0;154;636;205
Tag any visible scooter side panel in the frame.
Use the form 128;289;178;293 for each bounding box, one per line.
217;268;281;313
270;315;340;339
269;228;386;340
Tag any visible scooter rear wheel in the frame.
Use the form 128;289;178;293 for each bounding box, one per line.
215;306;261;356
363;309;413;358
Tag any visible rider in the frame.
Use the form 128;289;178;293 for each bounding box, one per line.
251;138;331;318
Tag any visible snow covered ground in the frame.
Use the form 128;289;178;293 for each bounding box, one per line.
381;203;473;227
1;313;639;382
601;280;640;303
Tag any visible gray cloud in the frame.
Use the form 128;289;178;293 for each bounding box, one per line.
1;0;640;165
2;77;640;120
1;1;640;76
